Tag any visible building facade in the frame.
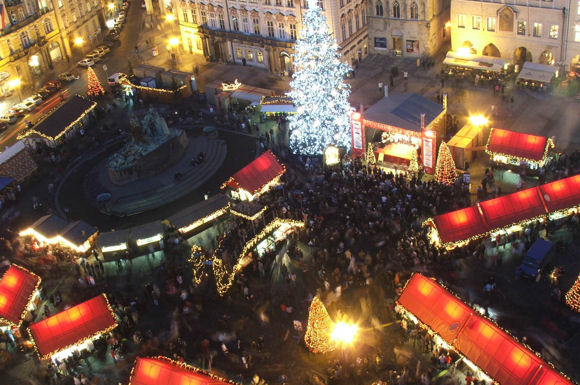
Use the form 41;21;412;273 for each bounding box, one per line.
176;0;368;74
0;0;62;96
450;0;579;70
367;0;450;56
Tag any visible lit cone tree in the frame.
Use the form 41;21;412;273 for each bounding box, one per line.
87;67;105;98
366;142;376;165
565;274;580;312
286;0;352;155
434;142;457;184
408;150;419;175
304;296;336;353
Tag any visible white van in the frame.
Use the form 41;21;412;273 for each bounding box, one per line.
108;73;128;86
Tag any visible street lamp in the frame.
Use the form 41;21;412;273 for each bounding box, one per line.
165;13;175;22
469;114;489;127
8;78;22;101
331;321;358;346
108;2;115;11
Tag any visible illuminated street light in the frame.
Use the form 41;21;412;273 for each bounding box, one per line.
456;46;472;57
168;37;180;47
108;2;115;10
74;37;84;46
469;115;489;127
331;321;358;345
8;78;21;89
165;13;175;22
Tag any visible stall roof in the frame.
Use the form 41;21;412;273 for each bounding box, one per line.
0;141;26;164
28;294;117;359
60;221;97;247
167;194;230;231
363;94;444;132
128;357;236;385
479;188;547;231
539;174;580;213
224;150;285;194
398;274;574;385
486;128;551;162
432;206;488;245
129;221;164;242
26;215;68;239
259;104;297;113
19;96;96;141
443;52;505;73
517;62;557;83
0;264;41;326
97;229;130;251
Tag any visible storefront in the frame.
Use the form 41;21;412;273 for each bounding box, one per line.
443;52;507;80
486;128;554;170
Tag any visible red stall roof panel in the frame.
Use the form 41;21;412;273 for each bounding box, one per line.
530;366;574;385
0;265;41;326
129;357;235;385
226;150;285;194
433;206;488;245
487;128;549;161
539;174;580;213
396;274;473;342
479;188;547;231
28;294;117;359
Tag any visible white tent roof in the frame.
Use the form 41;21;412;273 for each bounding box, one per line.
443;52;505;73
259;104;297;113
231;91;263;104
0;141;26;165
517;62;557;83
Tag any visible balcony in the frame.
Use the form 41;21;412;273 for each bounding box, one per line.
0;7;52;36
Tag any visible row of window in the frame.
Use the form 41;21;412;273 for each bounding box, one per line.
340;9;366;42
339;0;353;8
375;1;421;20
457;14;559;39
235;47;265;63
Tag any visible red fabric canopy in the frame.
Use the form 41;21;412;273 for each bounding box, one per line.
225;150;285;194
432;206;487;245
28;294;117;359
0;265;41;326
398;274;573;385
487;128;550;161
479;188;547;231
129;357;235;385
539;174;580;213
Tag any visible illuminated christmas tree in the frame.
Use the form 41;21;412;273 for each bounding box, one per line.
434;142;456;184
565;274;580;312
304;296;336;353
366;143;376;165
287;0;352;155
408;150;419;175
87;67;105;98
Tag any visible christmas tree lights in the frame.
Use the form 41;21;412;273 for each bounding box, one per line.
434;142;457;184
408;150;419;175
304;296;336;353
87;67;105;98
366;143;376;165
286;0;352;155
565;274;580;312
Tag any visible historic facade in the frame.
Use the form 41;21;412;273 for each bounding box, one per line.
450;0;579;69
367;0;450;56
0;0;62;96
176;0;368;74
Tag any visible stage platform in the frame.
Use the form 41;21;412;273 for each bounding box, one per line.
375;143;416;166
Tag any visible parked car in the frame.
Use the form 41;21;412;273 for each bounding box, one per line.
43;80;62;90
516;239;553;280
78;58;95;67
38;86;56;99
0;114;17;124
108;72;128;86
86;52;102;62
25;94;43;106
14;99;36;112
7;107;24;117
58;72;80;82
95;45;111;56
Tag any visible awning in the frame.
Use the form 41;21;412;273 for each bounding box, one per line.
517;62;557;83
231;91;263;104
443;52;505;73
28;294;117;359
0;265;41;327
539;174;580;213
486;128;552;162
223;150;285;194
259;104;297;113
167;194;230;234
398;274;574;385
432;206;487;245
479;188;547;231
129;357;236;385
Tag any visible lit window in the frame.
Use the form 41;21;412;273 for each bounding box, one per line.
472;15;481;30
290;23;296;39
533;22;542;37
487;17;495;32
517;21;526;35
549;25;558;39
575;24;580;41
236;47;242;58
457;14;465;28
257;51;264;62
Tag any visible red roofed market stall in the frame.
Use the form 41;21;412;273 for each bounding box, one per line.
0;264;41;328
128;356;237;385
397;274;574;385
486;128;554;169
425;174;580;249
28;294;117;360
222;150;285;201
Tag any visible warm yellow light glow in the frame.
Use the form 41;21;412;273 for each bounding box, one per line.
165;13;175;22
445;21;452;28
325;145;340;166
168;37;179;47
29;55;40;67
331;321;358;345
108;3;114;10
469;115;489;127
8;78;21;89
19;228;92;253
74;37;84;46
456;47;472;58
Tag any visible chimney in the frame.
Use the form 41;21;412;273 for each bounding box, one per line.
420;113;425;130
384;85;389;97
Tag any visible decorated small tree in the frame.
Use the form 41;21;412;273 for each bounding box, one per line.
304;296;336;353
366;143;376;165
408;150;419;175
87;67;105;98
565;274;580;312
434;142;456;184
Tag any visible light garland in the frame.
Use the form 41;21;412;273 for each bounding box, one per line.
0;264;42;328
86;67;105;97
565;274;580;312
434;142;457;184
177;205;230;234
18;101;97;142
260;95;293;105
485;128;555;167
221;79;242;91
120;79;187;95
304;296;336;353
27;294;118;360
188;245;207;285
230;205;267;221
19;227;94;253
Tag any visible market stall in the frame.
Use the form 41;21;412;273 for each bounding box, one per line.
167;194;230;235
129;221;164;247
128;356;237;385
486;128;554;170
205;79;274;111
222;150;286;201
0;141;38;182
359;93;446;173
425;173;580;249
19;215;97;254
448;124;489;170
397;273;574;385
517;62;558;90
0;265;41;329
28;294;117;361
443;52;506;75
18;96;97;148
97;229;130;255
259;96;297;116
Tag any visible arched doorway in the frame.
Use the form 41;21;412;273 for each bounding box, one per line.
392;29;403;54
514;47;532;63
482;43;500;57
539;50;554;65
460;40;476;54
48;41;62;62
280;51;291;75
